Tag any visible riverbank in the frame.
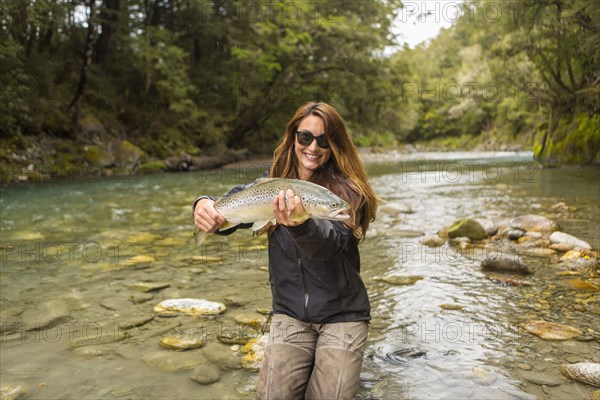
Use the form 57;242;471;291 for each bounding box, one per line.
0;132;534;185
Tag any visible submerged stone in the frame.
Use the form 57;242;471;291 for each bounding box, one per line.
21;299;70;332
378;202;414;214
374;275;424;285
70;331;128;348
481;256;530;275
0;385;27;400
521;320;583;341
240;335;269;373
234;314;266;330
127;282;170;293
447;219;488;241
421;235;445;247
190;364;222;385
153;299;226;316
203;342;241;370
509;215;559;232
142;350;204;372
486;274;532;287
507;229;525;240
519;371;563;387
549;231;591;250
159;336;204;351
439;304;464;310
565;279;600;291
559;363;600;387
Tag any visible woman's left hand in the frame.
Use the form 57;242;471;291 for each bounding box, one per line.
273;189;309;227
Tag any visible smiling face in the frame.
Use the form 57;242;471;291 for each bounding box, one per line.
294;115;331;180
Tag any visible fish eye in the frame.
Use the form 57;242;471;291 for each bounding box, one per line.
330;202;337;208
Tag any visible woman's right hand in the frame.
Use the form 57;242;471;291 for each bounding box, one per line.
194;198;226;233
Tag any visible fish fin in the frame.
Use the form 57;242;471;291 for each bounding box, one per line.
251;220;272;232
253;219;277;237
254;178;275;186
290;208;310;223
220;221;239;231
193;229;208;246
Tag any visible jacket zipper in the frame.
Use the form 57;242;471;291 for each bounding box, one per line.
298;257;309;321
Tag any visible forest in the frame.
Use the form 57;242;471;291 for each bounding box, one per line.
1;0;599;181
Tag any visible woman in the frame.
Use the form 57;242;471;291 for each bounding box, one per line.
193;102;378;399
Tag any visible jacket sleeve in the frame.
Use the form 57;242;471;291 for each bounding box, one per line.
191;171;268;236
284;219;354;260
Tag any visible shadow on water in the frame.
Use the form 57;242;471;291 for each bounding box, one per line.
0;152;598;399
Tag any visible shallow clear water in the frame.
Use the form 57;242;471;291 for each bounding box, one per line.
1;152;598;399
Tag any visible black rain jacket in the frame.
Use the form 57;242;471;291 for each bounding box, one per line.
193;176;371;324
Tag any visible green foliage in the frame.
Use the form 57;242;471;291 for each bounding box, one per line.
0;35;29;134
0;0;596;166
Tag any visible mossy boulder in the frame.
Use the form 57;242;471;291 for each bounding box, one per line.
78;113;106;139
113;139;146;166
139;160;167;174
534;113;600;164
447;219;488;240
83;145;114;167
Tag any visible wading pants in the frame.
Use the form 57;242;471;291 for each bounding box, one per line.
256;313;368;400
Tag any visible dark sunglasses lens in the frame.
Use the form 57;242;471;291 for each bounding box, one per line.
296;131;329;148
316;136;329;148
297;131;313;146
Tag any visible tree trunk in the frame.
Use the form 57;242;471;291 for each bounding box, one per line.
68;0;96;111
94;0;120;64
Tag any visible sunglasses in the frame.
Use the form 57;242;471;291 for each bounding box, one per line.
295;130;330;149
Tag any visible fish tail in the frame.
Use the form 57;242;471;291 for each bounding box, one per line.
193;228;208;246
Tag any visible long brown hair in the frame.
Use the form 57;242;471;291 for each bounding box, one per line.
270;102;378;240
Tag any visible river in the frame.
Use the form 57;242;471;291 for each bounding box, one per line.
1;151;598;399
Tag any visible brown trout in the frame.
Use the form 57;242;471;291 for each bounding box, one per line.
194;178;350;246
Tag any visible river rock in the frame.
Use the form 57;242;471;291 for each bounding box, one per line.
234;314;266;330
392;229;425;238
592;390;600;400
142;350;204;372
159;336;204;351
84;145;114;168
218;331;256;345
560;363;600;387
447;219;488;240
509;215;559;232
73;345;115;357
240;334;269;373
127;282;170;293
561;250;582;261
549;231;592;250
21;299;70;332
481;256;530;275
486;274;532;286
507;229;525;240
0;385;27;400
519;247;557;258
439;304;464;310
153;299;226;316
421;235;445;247
475;218;497;236
374;275;424;285
550;242;574;252
378;202;414;214
190;364;222;385
521;321;583;340
113;139;146;166
202;342;241;370
70;330;128;348
129;293;155;304
565;279;600;291
519;371;563;387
